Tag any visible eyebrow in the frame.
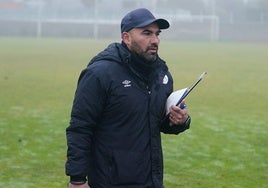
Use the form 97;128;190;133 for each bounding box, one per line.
142;29;161;34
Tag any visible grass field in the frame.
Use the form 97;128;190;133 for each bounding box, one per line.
0;37;267;188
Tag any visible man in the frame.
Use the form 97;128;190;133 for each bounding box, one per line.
66;8;191;188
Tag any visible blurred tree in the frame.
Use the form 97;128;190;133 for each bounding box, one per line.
158;0;205;14
81;0;96;8
245;0;268;22
122;0;139;9
214;0;245;23
258;0;268;22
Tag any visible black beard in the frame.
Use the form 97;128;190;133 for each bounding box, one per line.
129;40;158;62
136;51;157;63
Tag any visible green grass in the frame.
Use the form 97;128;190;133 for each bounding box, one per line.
0;37;267;187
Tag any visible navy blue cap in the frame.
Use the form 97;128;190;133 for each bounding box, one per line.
121;8;170;33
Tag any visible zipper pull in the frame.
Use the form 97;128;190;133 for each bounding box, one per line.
147;86;151;94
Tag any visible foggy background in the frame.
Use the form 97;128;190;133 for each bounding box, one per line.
0;0;267;41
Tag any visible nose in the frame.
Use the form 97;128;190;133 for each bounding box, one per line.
151;34;159;44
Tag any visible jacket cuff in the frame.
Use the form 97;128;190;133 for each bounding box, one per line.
161;115;191;134
70;176;87;182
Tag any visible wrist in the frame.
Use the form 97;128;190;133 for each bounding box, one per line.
70;181;87;185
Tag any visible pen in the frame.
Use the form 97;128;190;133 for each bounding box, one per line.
180;103;187;109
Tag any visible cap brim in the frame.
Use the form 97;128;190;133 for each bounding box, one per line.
135;18;170;30
155;18;170;29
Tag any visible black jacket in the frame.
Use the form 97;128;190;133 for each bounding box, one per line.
66;43;189;188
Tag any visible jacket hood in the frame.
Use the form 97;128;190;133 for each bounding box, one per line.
88;43;129;66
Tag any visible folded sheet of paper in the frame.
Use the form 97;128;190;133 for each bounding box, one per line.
166;88;188;115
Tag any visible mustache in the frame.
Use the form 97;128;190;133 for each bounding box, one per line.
146;45;158;51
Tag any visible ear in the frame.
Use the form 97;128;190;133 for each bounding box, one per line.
121;32;131;46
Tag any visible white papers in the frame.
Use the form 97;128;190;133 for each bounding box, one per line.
166;88;188;115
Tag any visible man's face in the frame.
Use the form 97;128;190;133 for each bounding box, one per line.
123;23;161;62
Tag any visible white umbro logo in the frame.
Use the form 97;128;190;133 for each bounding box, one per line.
122;80;131;87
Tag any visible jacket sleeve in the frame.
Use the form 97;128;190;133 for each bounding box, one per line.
65;66;106;179
160;112;191;135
